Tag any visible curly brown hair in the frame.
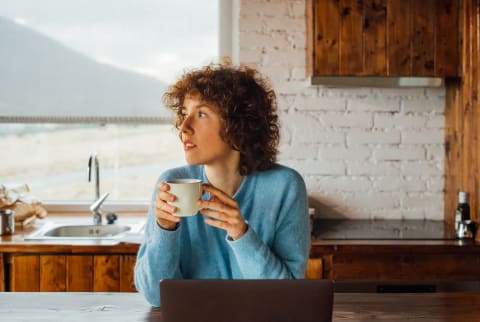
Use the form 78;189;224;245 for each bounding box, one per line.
163;62;280;175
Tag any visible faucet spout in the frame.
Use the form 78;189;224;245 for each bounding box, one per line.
88;153;103;225
90;192;110;225
88;153;100;201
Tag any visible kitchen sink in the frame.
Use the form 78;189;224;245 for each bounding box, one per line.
25;220;145;241
43;224;130;237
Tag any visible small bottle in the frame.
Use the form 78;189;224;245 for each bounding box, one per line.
457;192;470;220
455;192;470;238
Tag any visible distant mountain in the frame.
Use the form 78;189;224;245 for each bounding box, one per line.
0;16;171;120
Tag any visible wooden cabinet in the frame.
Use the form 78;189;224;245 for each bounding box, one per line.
305;258;323;279
0;254;4;292
310;242;480;281
7;254;137;292
311;0;460;77
322;253;480;280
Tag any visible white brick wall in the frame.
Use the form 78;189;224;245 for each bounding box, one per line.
239;0;445;220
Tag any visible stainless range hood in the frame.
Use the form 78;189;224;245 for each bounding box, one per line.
311;76;444;88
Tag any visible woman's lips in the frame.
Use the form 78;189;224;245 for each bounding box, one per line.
183;140;197;150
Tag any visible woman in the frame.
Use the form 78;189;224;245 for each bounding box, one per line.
134;62;310;307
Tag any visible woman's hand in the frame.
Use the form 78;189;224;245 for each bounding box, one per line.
198;184;248;240
153;182;181;230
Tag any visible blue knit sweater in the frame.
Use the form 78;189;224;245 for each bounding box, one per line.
134;164;310;307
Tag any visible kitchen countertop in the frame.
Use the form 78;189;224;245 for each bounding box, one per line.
1;291;480;321
1;214;479;254
0;214;144;253
309;218;480;254
312;219;456;240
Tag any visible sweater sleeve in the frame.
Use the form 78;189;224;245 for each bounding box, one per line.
134;184;183;307
227;172;310;279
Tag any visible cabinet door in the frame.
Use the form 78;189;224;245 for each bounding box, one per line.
40;255;66;291
312;0;459;77
329;254;480;280
305;258;323;279
67;255;93;291
9;254;137;292
0;254;5;291
120;255;137;292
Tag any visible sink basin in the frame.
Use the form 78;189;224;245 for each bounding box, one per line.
25;220;145;241
43;225;130;238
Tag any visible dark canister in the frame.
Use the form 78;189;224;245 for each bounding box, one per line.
0;209;15;235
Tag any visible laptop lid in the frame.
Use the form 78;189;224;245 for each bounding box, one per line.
160;279;333;322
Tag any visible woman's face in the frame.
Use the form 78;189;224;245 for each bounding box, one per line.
179;96;239;168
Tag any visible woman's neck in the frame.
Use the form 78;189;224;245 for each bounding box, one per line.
204;164;243;197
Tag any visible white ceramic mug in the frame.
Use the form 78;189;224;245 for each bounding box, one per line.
166;179;202;217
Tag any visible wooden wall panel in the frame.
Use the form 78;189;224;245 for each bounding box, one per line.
411;0;436;76
386;0;411;75
339;0;364;74
314;0;340;75
40;255;66;291
120;255;137;292
444;79;462;226
67;255;93;291
445;0;480;222
363;0;387;75
11;255;39;292
436;0;460;76
93;255;120;292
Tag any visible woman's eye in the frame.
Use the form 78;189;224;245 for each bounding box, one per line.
198;111;206;118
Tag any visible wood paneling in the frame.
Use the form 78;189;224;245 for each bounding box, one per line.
0;254;4;292
436;0;460;76
386;0;411;75
305;258;323;279
312;0;459;76
331;254;480;280
340;0;364;74
363;0;387;75
93;255;120;292
67;255;93;291
40;255;66;291
120;255;137;292
314;0;340;75
8;254;136;292
11;255;39;291
411;0;436;76
445;0;480;222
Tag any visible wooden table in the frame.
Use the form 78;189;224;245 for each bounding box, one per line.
0;291;479;321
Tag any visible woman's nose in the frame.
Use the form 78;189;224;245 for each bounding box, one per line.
180;115;193;133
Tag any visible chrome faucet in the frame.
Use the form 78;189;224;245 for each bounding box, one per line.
88;153;100;201
90;192;110;225
88;153;104;224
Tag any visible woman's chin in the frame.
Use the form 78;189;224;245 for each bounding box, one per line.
184;156;202;165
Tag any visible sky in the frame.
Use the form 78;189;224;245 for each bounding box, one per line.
0;0;219;83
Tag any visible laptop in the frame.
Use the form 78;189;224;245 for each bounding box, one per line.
159;279;334;322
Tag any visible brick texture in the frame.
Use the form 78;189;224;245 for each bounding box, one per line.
239;0;445;219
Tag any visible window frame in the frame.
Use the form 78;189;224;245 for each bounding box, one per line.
1;0;235;212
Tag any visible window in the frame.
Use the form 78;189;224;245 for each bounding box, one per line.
0;0;225;205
